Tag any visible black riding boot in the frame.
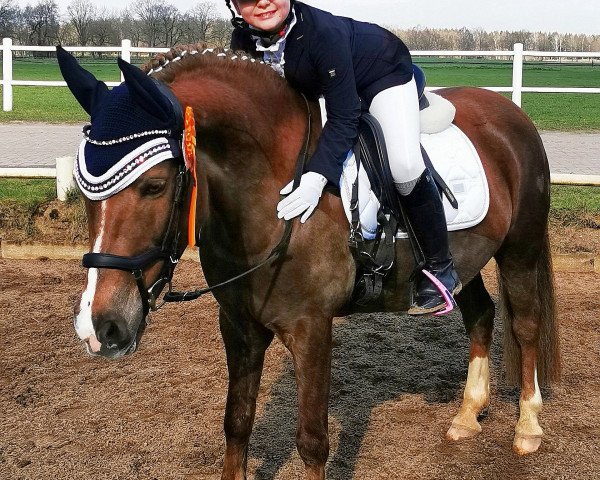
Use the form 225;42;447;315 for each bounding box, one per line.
398;169;462;315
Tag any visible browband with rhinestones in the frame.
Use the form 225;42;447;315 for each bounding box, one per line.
82;124;172;146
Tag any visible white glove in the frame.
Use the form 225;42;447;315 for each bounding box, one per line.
277;172;328;223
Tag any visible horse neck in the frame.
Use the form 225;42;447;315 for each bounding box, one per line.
171;69;310;255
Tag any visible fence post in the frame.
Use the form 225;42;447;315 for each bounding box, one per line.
56;156;76;201
512;42;524;107
120;39;131;82
2;38;13;112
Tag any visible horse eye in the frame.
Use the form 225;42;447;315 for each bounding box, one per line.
141;179;167;197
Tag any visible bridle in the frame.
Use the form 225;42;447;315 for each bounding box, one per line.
80;93;312;318
82;164;189;317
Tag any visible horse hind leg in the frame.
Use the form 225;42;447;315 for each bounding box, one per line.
447;273;495;441
219;308;274;480
496;234;560;455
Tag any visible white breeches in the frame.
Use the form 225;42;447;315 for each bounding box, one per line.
369;78;425;184
319;78;425;188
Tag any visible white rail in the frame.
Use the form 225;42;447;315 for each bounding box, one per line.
2;167;599;187
2;40;600;111
2;41;599;188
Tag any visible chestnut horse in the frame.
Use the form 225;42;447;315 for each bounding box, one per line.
67;46;560;479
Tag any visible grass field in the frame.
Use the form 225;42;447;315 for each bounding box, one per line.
419;59;600;130
1;57;599;129
0;178;56;204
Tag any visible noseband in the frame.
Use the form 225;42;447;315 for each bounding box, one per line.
80;93;312;319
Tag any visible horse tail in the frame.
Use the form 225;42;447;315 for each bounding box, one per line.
499;231;562;386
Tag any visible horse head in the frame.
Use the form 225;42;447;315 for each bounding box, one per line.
61;44;323;360
57;47;191;358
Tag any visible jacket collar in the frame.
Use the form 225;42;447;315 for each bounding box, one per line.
283;3;307;78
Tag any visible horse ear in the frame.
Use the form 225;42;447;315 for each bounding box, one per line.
56;45;109;116
117;57;172;122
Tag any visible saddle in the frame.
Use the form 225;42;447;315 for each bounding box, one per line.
348;65;458;305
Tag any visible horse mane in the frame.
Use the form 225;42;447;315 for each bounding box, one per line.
142;43;310;165
142;43;289;97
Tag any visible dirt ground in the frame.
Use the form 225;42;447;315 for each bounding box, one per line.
1;259;599;480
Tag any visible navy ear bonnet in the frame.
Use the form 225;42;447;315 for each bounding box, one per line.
56;46;184;200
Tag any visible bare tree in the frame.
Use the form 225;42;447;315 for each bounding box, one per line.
457;27;475;50
133;0;165;47
67;0;96;46
209;18;233;48
157;4;184;47
89;8;120;47
534;31;555;51
23;0;59;48
506;30;533;49
184;1;217;43
56;19;76;45
589;35;600;53
472;27;495;51
0;0;19;38
120;9;142;47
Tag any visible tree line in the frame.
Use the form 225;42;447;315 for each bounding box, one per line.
1;0;599;53
395;26;600;53
0;0;233;50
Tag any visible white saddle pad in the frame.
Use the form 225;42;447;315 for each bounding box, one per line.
340;124;490;240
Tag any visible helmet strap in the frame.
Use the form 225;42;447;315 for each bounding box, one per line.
250;5;295;47
228;0;295;46
226;0;249;29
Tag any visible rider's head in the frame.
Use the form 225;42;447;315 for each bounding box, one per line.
227;0;292;33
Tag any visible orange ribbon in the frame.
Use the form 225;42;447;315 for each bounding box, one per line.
183;106;198;248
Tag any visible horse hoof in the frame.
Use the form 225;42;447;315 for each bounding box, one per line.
446;423;480;441
513;435;542;455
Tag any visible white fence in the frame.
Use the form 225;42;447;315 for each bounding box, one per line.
1;39;600;187
2;39;600;111
1;39;165;111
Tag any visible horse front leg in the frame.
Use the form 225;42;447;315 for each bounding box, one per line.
219;308;274;480
282;315;333;480
447;274;495;440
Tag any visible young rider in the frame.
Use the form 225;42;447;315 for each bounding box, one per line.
226;0;461;315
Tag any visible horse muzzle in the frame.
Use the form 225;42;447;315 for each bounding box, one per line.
74;284;146;359
75;312;144;359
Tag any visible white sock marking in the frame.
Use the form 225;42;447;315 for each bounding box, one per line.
464;356;490;407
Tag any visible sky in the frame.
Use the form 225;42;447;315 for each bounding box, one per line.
13;0;600;35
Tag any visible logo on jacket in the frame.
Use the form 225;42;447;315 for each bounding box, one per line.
328;69;337;78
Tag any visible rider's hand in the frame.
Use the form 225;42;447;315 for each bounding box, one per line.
277;172;328;223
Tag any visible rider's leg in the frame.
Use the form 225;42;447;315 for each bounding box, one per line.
369;79;461;315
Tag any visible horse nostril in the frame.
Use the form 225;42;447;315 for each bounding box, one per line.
96;320;128;350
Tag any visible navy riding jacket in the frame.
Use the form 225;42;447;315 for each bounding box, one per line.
231;1;413;185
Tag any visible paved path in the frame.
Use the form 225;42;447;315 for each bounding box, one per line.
0;123;598;175
0;123;82;168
